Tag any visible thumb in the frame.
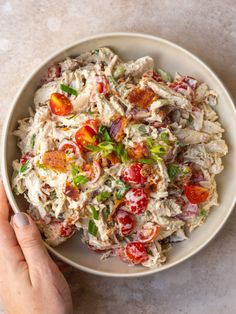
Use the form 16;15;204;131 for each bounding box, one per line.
13;212;51;271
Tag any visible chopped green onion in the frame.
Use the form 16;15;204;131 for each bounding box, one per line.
31;134;36;148
85;145;101;152
66;113;77;120
50;190;57;200
88;220;98;236
150;144;167;156
73;175;88;186
12;186;18;194
198;208;207;218
113;65;125;79
137;124;147;135
157;68;173;83
20;160;30;173
159;132;171;145
167;164;181;180
108;75;116;89
103;206;110;220
138;158;155;164
91;48;99;56
116;183;130;200
96;191;111;202
90;205;99;220
146;137;154;148
60;84;78;96
39;163;46;170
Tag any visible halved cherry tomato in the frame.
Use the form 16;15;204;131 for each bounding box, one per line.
75;125;98;149
136;225;160;243
59;140;81;155
122;163;147;185
65;183;80;201
125;188;149;215
127;87;157;108
84;160;101;183
49;93;72;116
85;119;100;133
116;209;136;236
59;224;75;238
125;242;149;264
184;185;209;204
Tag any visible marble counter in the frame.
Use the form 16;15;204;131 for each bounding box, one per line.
0;1;236;313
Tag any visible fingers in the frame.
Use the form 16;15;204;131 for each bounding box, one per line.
13;213;51;275
0;182;25;268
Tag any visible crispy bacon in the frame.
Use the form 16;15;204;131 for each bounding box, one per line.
42;151;67;172
127;87;157;108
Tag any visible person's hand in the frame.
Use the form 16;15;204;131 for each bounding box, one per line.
0;182;73;314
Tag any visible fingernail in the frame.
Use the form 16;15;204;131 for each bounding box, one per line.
14;212;29;228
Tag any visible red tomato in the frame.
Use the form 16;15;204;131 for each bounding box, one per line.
122;163;147;185
125;242;149;264
75;125;98;148
85;119;100;133
49;93;72;116
184;185;209;204
20;155;30;165
84;160;101;183
59;225;74;238
116;209;136;236
59;140;81;155
125;188;149;214
137;225;160;243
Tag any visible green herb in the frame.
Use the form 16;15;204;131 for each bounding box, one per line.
113;65;125;79
88;220;98;236
66;113;77;120
98;125;112;142
157;68;173;83
90;205;99;220
71;164;88;185
20;160;30;173
39;163;46;170
147;249;154;257
50;190;57;200
104;206;110;220
146;137;154;148
91;48;100;56
198;208;207;218
31;134;36;148
138;158;155;164
115;142;128;163
116;182;130;200
96;191;111;202
60;84;78;96
159;132;171;145
167;164;181;180
86;141;114;157
12;186;18;194
137;124;147;135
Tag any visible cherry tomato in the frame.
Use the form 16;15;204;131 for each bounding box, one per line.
75;125;98;149
125;242;149;264
65;183;80;200
20;154;30;165
85;119;100;133
136;225;160;243
116;209;136;236
49;93;72;116
125;188;149;215
59;140;81;156
122;163;147;185
84;160;101;183
184;185;209;204
59;224;74;238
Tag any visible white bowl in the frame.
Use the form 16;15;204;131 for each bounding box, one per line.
1;33;236;277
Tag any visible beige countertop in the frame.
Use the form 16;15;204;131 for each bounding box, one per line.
0;1;236;313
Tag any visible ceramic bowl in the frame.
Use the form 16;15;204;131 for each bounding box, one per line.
1;33;236;277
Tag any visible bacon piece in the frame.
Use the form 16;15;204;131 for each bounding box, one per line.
127;87;157;108
42;151;67;172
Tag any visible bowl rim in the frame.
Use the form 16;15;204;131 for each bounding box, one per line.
1;32;236;277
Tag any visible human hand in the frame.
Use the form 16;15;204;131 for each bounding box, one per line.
0;182;73;314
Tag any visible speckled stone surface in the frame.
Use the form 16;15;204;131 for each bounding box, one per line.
0;1;236;313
